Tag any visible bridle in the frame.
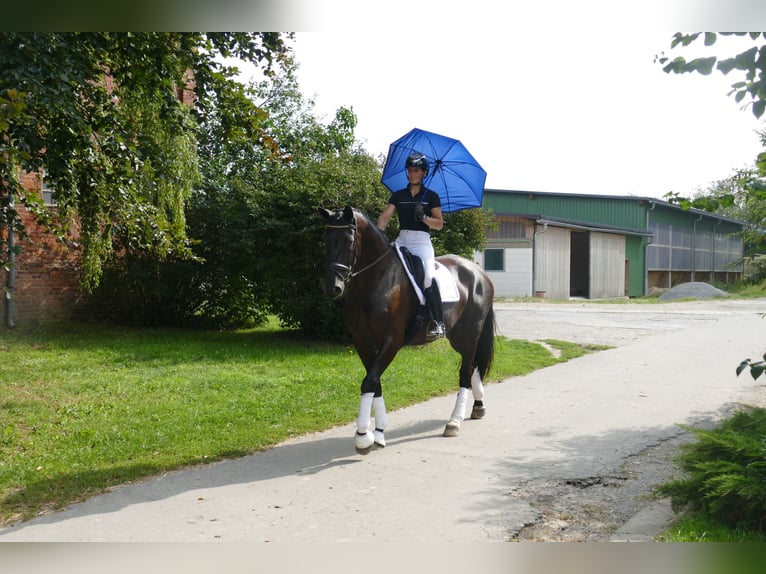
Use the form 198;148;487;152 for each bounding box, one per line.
325;216;392;286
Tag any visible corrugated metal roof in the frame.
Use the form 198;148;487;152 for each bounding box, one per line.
484;189;747;226
534;215;654;237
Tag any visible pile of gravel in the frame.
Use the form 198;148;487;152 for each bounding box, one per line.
658;281;729;301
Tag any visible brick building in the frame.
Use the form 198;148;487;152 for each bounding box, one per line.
2;171;83;326
2;74;197;327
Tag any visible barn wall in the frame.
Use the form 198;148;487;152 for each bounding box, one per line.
476;245;533;297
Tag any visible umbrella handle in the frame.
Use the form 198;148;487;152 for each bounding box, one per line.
421;159;443;204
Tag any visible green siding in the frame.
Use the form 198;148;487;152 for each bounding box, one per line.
626;236;646;296
484;190;648;230
649;203;741;235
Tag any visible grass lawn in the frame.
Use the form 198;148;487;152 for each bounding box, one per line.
0;320;605;526
656;513;766;542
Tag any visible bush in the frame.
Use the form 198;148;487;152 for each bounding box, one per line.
658;406;766;531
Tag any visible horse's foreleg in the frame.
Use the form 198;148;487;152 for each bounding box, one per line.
354;337;398;454
356;390;389;453
372;395;388;448
355;392;375;455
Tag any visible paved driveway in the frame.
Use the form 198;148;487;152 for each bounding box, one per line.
1;298;765;542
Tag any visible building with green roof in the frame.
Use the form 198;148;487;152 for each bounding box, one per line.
477;189;744;299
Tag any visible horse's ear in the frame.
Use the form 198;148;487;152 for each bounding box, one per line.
318;207;332;221
343;206;354;221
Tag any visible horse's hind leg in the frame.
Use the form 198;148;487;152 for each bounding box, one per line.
443;385;470;437
444;365;485;436
443;348;475;437
470;367;486;419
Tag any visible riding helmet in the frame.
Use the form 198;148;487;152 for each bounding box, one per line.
405;152;429;174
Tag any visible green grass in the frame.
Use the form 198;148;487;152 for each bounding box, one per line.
656;513;766;542
0;321;604;526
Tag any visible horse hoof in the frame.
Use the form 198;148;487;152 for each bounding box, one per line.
355;430;374;455
470;403;486;420
373;429;386;448
443;422;460;437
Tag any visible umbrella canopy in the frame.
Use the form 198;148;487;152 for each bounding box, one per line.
381;127;487;213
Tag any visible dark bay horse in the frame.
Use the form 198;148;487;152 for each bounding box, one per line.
318;206;496;454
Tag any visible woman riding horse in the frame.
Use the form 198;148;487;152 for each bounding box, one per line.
319;205;496;454
376;151;445;340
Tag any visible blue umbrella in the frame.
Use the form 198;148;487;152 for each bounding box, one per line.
381;127;487;213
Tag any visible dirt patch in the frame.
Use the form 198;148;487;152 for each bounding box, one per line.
508;431;693;541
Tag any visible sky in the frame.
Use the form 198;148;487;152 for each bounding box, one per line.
281;30;764;200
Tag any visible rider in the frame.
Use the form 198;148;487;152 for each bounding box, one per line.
377;151;445;340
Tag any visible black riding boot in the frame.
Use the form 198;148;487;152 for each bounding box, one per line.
424;283;445;340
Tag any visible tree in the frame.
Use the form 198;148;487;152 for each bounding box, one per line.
72;48;492;337
195;58;389;337
107;54;494;337
659;33;766;264
0;32;290;290
657;32;766;119
659;33;766;383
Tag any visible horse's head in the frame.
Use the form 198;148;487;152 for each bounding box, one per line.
318;206;357;300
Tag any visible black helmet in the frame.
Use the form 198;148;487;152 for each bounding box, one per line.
405;152;429;173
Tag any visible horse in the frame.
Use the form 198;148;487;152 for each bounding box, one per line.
318;206;496;455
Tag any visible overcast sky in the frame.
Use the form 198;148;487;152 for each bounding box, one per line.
282;30;764;200
218;2;766;200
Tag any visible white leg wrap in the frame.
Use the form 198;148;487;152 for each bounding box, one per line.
355;393;375;453
471;367;485;401
357;392;374;434
372;396;388;431
372;396;388;447
449;387;471;424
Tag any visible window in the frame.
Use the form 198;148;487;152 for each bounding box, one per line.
41;171;57;206
484;248;504;271
647;221;743;272
486;217;528;239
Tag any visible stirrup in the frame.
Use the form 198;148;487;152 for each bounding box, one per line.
426;321;445;340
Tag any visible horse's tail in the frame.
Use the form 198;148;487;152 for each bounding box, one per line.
475;305;496;380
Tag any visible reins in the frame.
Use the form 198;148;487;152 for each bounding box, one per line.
349;244;393;279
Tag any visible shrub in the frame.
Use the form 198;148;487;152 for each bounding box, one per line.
658;406;766;531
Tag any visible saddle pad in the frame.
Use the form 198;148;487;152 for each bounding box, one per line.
434;262;459;303
393;243;459;304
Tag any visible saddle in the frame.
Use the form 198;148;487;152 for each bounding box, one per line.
394;244;458;345
393;243;459;304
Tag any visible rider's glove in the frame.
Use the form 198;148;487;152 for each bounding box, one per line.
414;203;425;221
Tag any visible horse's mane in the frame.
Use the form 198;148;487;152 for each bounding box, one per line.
352;207;391;247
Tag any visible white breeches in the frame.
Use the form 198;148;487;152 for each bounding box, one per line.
396;230;435;288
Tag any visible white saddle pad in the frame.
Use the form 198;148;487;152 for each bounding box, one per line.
434;262;460;303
